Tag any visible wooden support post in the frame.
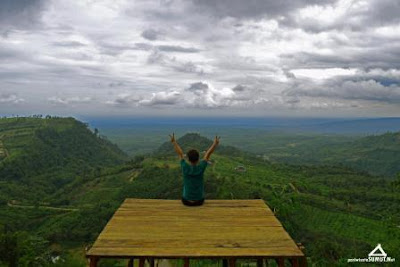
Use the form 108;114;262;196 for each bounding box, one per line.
222;259;228;267
149;258;155;267
257;259;264;267
290;258;299;267
89;257;98;267
139;258;145;267
275;258;284;267
299;257;307;267
184;258;190;267
229;258;236;267
127;258;134;267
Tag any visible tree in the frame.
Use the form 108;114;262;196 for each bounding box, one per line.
391;173;400;190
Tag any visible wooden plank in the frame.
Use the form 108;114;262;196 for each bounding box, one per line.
120;200;270;208
87;199;304;259
107;216;282;226
87;247;304;257
94;237;296;247
100;226;287;236
119;205;270;209
96;232;296;244
114;209;274;217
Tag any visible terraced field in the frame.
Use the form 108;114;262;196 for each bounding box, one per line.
0;137;8;159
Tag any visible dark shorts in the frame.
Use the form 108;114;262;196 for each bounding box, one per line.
181;198;204;206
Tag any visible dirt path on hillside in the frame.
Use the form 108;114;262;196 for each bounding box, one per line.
7;201;79;211
129;169;142;182
0;135;9;158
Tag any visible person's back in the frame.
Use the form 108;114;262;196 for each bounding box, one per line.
169;134;219;206
181;149;207;204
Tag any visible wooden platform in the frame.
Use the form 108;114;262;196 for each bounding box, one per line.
86;199;306;266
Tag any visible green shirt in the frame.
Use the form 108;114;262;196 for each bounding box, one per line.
180;159;208;201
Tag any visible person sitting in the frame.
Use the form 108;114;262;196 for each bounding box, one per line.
169;133;219;206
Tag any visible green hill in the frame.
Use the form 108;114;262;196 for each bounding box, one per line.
0;124;399;266
156;132;243;157
0;116;127;203
265;131;400;177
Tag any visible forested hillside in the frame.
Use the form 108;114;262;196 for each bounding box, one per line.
0;116;127;203
263;131;400;177
98;126;400;177
0;119;399;266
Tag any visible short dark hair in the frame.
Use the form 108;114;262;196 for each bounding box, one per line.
187;149;199;163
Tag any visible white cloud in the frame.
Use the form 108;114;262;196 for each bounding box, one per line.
0;0;399;116
291;68;357;80
138;91;181;106
0;93;25;104
48;96;93;105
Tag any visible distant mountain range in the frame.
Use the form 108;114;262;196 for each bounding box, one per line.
85;116;400;134
155;133;243;157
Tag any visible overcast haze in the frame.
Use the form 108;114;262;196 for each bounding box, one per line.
1;0;399;117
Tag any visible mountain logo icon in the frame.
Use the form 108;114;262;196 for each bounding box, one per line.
368;244;387;257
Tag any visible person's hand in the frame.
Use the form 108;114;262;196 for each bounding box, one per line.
214;136;220;145
169;133;176;143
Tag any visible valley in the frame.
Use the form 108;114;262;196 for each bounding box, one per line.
0;117;399;266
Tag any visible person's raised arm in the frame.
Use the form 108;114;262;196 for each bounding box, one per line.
169;133;184;159
204;136;220;161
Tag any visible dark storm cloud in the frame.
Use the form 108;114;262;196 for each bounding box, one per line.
284;78;400;103
98;42;200;56
232;84;246;92
141;29;160;41
157;45;201;53
366;0;400;25
108;94;142;106
53;41;87;48
187;82;209;91
171;61;204;74
281;44;400;70
190;0;335;19
134;43;153;51
0;0;46;30
0;46;25;60
147;50;204;74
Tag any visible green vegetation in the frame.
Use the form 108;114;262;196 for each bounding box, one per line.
103;127;400;177
260;132;400;177
0;117;399;266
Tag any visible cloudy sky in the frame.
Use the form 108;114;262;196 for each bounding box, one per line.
1;0;399;117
